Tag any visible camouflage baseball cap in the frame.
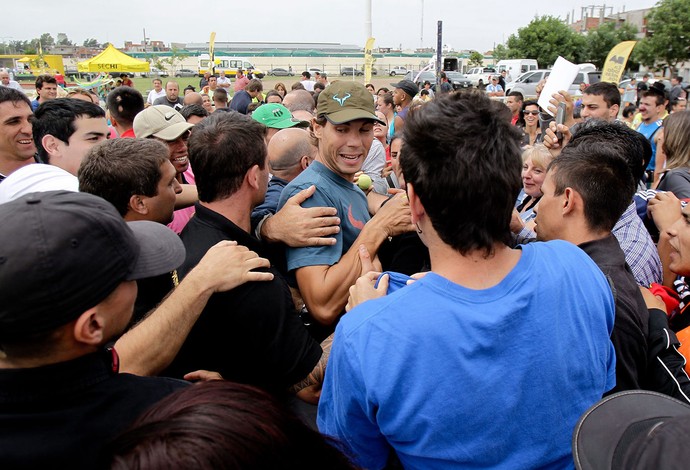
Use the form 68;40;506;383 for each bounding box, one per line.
317;81;385;125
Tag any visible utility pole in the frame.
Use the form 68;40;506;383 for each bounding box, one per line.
420;0;425;49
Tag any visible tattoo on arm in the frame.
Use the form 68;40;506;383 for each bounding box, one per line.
290;334;333;392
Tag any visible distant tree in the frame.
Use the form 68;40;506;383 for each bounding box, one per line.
506;16;586;67
163;47;189;74
635;0;690;76
57;35;74;46
582;22;638;69
38;33;55;48
83;38;100;48
492;44;509;62
468;51;484;67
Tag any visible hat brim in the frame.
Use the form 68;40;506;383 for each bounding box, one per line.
151;122;194;141
125;221;186;280
572;390;690;470
325;109;386;125
269;117;311;130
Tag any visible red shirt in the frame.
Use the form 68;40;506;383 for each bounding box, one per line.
119;128;136;138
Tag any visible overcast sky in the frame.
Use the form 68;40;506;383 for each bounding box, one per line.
3;0;654;53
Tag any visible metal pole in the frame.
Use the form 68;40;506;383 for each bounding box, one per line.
365;0;372;40
436;21;442;90
421;0;425;49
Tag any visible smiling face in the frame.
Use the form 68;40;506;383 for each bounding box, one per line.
523;104;539;127
522;156;546;198
639;95;664;124
314;118;374;181
158;130;190;175
0;100;36;167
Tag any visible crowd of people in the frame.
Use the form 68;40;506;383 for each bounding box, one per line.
2;65;690;469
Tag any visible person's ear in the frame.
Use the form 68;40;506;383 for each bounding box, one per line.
72;309;105;346
300;155;311;170
41;134;62;159
128;194;148;216
247;164;261;190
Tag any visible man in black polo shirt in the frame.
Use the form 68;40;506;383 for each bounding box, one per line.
164;111;322;394
0;191;188;468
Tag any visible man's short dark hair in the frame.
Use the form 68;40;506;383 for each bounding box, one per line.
33;99;106;163
549;145;635;232
583;82;621;108
180;104;209;121
106;86;145;127
302;71;311;80
641;87;666;106
507;91;524;102
188;112;267;202
213;88;228;104
246;79;263;93
0;86;31;108
400;92;523;255
568;119;650;184
35;74;57;90
313;82;325;92
78;138;170;216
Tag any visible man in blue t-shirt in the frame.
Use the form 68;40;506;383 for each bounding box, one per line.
318;92;616;470
277;81;414;330
636;87;666;182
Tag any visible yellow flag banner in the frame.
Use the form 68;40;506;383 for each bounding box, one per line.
209;32;217;72
601;40;637;84
364;37;376;84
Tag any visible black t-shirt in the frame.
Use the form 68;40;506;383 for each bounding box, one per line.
0;351;186;469
163;203;322;391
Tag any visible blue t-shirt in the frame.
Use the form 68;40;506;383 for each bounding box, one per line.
277;160;369;271
229;89;252;114
637;120;662;170
318;240;616;470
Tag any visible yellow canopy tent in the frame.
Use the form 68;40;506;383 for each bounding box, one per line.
77;44;150;73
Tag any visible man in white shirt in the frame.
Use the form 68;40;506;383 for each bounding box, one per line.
300;71;315;92
0;70;24;93
146;79;166;106
216;71;231;89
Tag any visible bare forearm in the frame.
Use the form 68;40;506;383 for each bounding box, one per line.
116;273;213;375
658;232;677;288
298;223;388;324
175;184;198;209
291;334;333;393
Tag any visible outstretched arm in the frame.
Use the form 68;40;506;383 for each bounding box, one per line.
116;241;274;375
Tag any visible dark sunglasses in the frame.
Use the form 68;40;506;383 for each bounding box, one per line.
523;111;540;116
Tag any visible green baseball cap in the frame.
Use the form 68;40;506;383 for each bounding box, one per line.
317;81;385;125
251;103;309;129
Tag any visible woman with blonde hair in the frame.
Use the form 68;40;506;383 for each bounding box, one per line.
656;111;690;198
515;144;553;229
274;82;287;98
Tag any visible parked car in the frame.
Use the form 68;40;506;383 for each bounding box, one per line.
504;69;551;97
389;66;407;76
341;67;364;76
445;71;473;89
174;69;197;77
465;67;497;87
267;67;295;77
141;67;168;78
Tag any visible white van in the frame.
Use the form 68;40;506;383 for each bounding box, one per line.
197;54;264;78
496;59;538;82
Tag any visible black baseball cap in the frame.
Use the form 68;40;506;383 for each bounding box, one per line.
390;79;419;99
0;191;185;340
573;390;690;470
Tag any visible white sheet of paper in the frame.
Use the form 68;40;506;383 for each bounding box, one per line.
537;57;581;116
